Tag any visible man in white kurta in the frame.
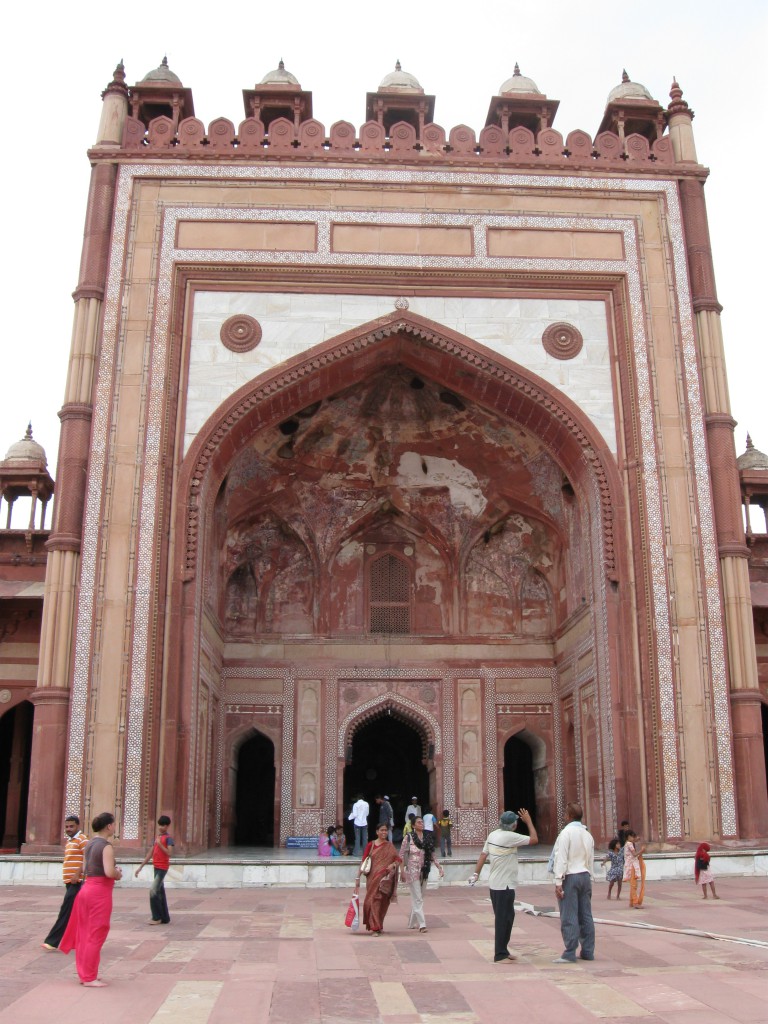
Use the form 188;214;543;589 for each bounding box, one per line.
552;802;595;963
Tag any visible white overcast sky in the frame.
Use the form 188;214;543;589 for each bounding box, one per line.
1;0;765;478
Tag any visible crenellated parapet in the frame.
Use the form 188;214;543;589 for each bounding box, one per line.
114;114;676;167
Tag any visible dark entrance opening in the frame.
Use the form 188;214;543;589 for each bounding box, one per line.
343;711;429;846
234;731;276;846
0;701;33;851
762;703;768;801
503;734;536;833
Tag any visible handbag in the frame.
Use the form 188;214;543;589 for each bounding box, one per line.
378;869;396;897
360;855;372;875
344;893;359;931
695;857;709;872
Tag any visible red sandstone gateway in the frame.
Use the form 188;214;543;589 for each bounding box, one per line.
2;57;766;861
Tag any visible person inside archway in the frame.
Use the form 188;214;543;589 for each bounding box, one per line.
375;795;394;842
405;796;421;824
348;793;369;857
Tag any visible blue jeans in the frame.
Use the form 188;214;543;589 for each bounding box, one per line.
558;872;594;959
353;825;368;857
149;868;170;923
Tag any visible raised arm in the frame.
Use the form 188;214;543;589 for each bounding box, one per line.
518;808;538;846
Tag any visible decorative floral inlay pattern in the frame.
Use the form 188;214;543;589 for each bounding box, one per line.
220;314;262;353
542;321;584;360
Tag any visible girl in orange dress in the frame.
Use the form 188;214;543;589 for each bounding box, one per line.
622;830;646;909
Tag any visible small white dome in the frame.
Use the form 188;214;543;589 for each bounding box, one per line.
379;61;422;92
608;70;653;103
499;63;540;95
3;424;47;466
737;435;768;471
141;56;182;86
260;59;301;88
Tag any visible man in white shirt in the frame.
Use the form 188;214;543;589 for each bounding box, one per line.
469;808;538;963
348;794;370;857
552;801;595;963
405;797;421;824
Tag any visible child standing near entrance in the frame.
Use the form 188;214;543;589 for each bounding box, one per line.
623;830;646;909
438;809;453;857
603;837;624;899
135;815;175;925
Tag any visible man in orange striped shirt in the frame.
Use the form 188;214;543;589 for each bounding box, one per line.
42;815;88;950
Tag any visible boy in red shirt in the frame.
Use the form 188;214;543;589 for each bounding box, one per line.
135;815;175;924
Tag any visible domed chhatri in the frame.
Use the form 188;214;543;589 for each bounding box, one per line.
499;63;541;95
737;434;768;472
3;423;48;468
379;60;423;93
140;55;182;86
260;59;301;89
608;69;653;104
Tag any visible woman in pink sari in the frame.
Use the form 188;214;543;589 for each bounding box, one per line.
60;811;123;986
354;823;402;934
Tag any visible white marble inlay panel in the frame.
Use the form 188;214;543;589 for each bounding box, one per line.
186;292;614;454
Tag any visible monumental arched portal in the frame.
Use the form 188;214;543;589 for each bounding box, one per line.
20;64;764;857
168;313;628;848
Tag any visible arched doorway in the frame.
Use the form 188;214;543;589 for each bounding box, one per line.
503;733;536;827
0;701;33;851
172;310;626;850
234;730;276;846
762;703;768;801
343;712;429;844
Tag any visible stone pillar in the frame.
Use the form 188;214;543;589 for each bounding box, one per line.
675;93;768;836
96;61;129;147
21;689;69;852
730;692;768;838
22;71;123;850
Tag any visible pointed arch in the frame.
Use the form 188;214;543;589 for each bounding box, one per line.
337;691;441;759
177;309;622;582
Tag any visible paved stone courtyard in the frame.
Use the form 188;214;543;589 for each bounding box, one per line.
1;877;766;1022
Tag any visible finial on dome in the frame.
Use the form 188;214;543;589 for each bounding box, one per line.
514;62;521;76
161;55;169;68
736;432;768;471
25;422;33;440
395;60;402;71
278;58;285;70
622;69;630;83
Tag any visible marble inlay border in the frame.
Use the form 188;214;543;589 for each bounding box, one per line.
65;161;732;840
